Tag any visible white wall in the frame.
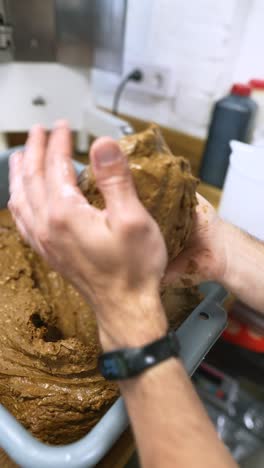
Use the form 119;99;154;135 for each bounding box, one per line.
92;0;256;138
233;0;264;82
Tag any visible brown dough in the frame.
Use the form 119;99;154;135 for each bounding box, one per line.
78;125;198;261
0;125;200;446
0;210;118;445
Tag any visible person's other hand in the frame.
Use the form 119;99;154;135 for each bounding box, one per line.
163;194;227;288
8;121;168;350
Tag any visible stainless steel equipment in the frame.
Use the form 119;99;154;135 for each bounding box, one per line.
0;0;131;148
194;363;264;462
0;0;127;72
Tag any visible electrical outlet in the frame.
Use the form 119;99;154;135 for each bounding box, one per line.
124;61;176;98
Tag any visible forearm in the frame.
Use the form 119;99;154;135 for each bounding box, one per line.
220;222;264;313
100;297;237;468
120;357;237;468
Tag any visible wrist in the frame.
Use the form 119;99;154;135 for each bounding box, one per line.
97;292;168;352
206;217;231;285
219;222;258;291
213;220;236;285
119;355;184;391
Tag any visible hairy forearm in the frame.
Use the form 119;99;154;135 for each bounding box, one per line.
120;357;237;468
99;297;237;468
220;222;264;313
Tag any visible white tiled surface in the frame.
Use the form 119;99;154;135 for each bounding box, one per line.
92;0;259;138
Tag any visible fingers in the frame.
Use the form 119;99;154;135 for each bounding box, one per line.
9;151;36;246
195;192;216;223
9;121;100;257
9;151;31;222
90;137;141;227
46;120;76;190
162;253;202;288
9;151;23;197
45;120;94;209
23;124;47;211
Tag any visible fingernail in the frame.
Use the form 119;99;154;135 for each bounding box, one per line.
30;124;43;134
10;151;22;163
10;151;17;162
54;119;69;129
95;145;122;168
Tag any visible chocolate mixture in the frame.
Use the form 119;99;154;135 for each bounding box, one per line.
0;126;200;445
78;125;198;261
0;209;118;445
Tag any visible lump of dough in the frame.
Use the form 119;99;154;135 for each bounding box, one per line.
78;125;198;261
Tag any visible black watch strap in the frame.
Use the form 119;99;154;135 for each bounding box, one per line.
98;330;180;380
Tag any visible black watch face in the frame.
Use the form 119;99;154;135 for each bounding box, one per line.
99;354;128;380
99;334;180;380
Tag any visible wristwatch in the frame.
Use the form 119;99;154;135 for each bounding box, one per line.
98;330;180;380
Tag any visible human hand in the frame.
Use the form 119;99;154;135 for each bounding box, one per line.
8;121;168;350
163;194;227;288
